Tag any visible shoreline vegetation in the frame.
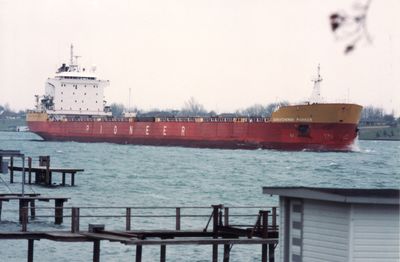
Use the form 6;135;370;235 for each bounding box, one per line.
358;126;400;141
1;103;399;141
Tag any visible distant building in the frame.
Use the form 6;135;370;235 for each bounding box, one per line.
263;187;400;262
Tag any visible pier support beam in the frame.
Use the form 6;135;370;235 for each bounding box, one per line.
71;208;80;232
30;200;36;220
126;208;131;231
10;157;14;183
135;245;142;262
55;199;65;224
223;207;230;261
27;239;34;262
71;173;75;186
175;208;181;230
62;173;66;186
223;244;230;262
160;245;166;262
212;205;222;262
19;199;29;223
260;211;269;262
269;244;275;262
28;157;32;184
93;240;100;262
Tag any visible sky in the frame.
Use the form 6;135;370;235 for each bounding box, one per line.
0;0;399;115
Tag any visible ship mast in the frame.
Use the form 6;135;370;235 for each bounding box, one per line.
309;64;323;104
69;44;81;71
70;44;74;66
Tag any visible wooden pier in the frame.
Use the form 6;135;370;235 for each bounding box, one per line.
7;155;84;186
0;193;69;225
0;205;279;262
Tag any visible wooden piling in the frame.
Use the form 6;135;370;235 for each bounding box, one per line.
19;199;29;223
93;240;100;262
28;239;34;262
261;211;269;262
160;245;166;262
71;172;75;186
39;156;51;185
30;200;36;220
28;157;32;184
175;207;181;230
136;245;142;262
272;207;277;230
223;244;230;262
224;207;229;226
126;208;131;231
62;172;66;186
270;207;276;262
71;207;80;232
10;156;14;183
21;206;28;232
212;205;221;262
55;199;65;224
223;207;230;262
269;243;275;262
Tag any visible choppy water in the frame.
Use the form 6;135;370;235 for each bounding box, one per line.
0;131;399;261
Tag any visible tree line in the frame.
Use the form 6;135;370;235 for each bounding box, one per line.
0;104;25;119
110;97;289;118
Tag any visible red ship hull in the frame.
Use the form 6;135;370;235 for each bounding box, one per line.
27;120;359;151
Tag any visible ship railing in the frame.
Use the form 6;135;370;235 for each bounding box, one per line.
26;109;46;114
46;116;271;123
18;205;279;233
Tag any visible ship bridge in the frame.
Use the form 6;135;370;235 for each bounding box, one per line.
39;44;111;117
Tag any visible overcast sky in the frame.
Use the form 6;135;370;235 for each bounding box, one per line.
1;0;399;115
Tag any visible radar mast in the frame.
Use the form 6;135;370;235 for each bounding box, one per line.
70;44;74;66
309;64;323;103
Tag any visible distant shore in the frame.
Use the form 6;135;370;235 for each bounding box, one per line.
358;126;400;141
0;118;26;132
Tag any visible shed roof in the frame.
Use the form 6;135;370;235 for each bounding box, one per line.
263;187;400;205
0;150;24;157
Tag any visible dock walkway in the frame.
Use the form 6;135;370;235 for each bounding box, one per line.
0;194;69;224
9;165;84;186
0;205;278;262
7;155;84;186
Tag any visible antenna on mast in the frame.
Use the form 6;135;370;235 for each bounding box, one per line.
70;44;74;66
74;55;81;66
309;64;323;104
128;88;131;112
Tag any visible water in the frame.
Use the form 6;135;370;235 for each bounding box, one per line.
0;131;399;261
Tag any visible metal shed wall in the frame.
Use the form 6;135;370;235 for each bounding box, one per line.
279;197;286;261
351;204;400;262
302;199;349;262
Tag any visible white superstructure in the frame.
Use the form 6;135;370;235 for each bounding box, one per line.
37;45;111;116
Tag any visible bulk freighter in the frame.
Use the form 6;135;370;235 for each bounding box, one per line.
27;46;362;151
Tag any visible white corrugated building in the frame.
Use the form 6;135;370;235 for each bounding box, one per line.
263;187;400;262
